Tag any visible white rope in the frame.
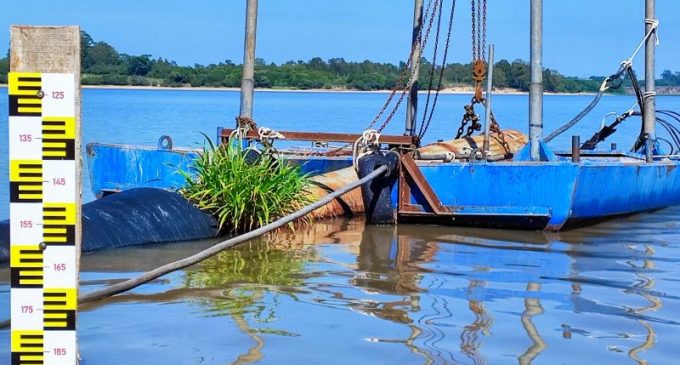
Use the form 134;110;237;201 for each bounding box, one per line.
352;130;381;172
600;111;619;129
257;127;284;141
625;18;659;65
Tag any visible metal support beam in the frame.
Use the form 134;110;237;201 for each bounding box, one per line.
483;44;495;154
643;0;657;162
571;135;580;163
239;0;258;119
398;152;449;215
529;0;543;161
405;0;424;136
219;128;417;145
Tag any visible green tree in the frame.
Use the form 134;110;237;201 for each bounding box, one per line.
0;55;8;83
125;54;153;76
80;30;94;67
509;59;530;91
660;69;679;86
24;29;679;92
84;42;122;71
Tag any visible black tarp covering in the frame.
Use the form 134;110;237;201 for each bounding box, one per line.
0;188;219;262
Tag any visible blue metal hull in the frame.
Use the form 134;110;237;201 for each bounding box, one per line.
86;143;352;198
86;143;680;231
86;143;198;197
404;160;680;230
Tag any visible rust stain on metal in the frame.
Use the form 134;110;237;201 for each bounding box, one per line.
307;130;528;220
221;129;416;146
399;152;449;215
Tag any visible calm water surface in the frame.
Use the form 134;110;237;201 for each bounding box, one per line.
1;88;680;364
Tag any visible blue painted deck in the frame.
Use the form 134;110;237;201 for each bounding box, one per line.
86;142;680;231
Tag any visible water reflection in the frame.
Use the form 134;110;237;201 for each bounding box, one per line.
626;247;659;365
3;209;675;364
460;280;494;365
518;283;547;365
161;213;679;364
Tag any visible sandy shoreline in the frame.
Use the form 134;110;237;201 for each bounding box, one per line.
80;84;531;95
0;83;606;96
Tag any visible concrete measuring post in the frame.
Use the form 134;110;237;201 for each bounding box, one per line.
9;25;81;365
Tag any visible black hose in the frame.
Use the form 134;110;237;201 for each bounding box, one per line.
657;137;675;155
544;63;628;143
544;91;604;142
631;110;680;153
657;118;680;151
78;165;388;304
0;165;389;329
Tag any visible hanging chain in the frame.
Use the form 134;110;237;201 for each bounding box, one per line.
470;0;486;103
476;0;482;59
454;101;511;155
471;0;476;60
419;0;457;140
363;0;437;133
419;0;444;135
374;0;440;134
482;0;487;60
455;100;482;139
489;113;511;155
319;0;438;157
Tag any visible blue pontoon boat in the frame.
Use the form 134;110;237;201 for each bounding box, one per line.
87;0;680;231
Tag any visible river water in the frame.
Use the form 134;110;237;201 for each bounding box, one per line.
1;88;680;364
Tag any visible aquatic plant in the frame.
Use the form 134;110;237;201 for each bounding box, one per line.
179;136;312;232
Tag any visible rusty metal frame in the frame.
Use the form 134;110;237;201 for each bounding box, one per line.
220;128;417;146
397;152;451;216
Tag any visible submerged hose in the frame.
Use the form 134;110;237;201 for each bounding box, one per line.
77;165;388;304
0;165;388;327
0;165;390;329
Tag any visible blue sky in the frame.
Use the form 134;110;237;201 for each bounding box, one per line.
1;0;678;77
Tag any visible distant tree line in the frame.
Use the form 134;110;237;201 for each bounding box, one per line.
0;51;7;84
1;31;680;93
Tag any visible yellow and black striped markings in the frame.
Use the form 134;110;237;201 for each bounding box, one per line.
10;245;44;288
43;289;77;330
42;117;75;160
10;71;78;365
9;160;43;203
43;203;76;246
11;330;44;365
9;72;43;117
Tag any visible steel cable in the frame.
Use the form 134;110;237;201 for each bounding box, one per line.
419;0;457;140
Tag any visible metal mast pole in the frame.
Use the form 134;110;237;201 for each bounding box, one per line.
529;0;543;161
239;0;258;119
405;0;424;136
643;0;657;162
483;44;495;153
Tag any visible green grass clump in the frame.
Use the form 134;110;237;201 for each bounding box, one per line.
179;137;312;233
